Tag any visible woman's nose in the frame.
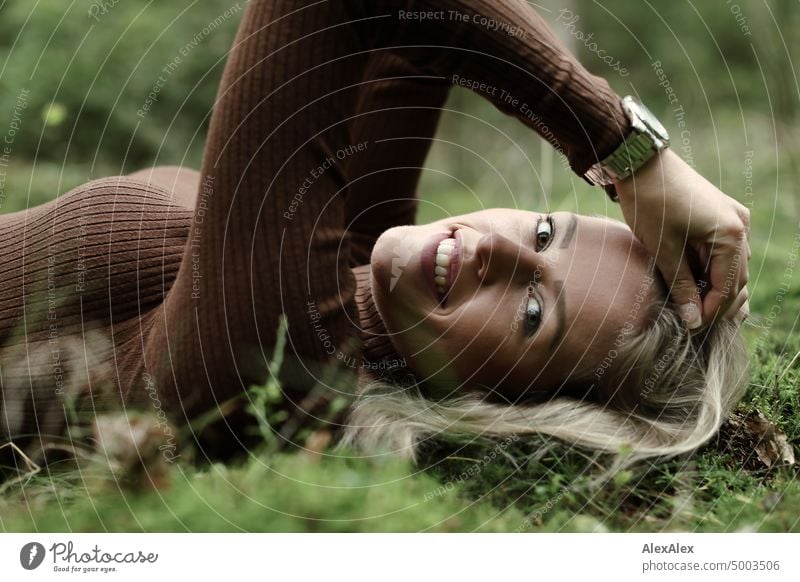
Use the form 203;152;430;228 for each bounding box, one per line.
475;230;548;286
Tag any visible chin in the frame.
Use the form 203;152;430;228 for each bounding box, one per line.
370;225;417;294
369;228;396;296
372;226;435;334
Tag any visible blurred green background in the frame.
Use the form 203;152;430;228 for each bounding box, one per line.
1;1;799;532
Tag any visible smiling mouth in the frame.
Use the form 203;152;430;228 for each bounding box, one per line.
434;238;455;299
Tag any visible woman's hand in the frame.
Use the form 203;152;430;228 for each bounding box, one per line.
614;148;750;330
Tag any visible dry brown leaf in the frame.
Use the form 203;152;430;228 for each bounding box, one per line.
744;411;796;468
91;412;177;490
718;409;796;472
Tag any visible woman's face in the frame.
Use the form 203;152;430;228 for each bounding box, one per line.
369;209;660;399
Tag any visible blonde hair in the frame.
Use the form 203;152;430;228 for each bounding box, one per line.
338;301;748;474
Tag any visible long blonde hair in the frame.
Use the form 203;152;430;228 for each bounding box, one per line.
338;301;748;473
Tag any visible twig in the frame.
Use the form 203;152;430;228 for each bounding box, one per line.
0;441;42;495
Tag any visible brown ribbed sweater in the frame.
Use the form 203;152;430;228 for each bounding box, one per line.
0;0;629;463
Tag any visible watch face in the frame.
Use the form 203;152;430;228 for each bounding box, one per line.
623;96;669;142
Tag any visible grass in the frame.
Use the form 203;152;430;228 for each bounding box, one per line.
1;98;799;532
1;333;798;532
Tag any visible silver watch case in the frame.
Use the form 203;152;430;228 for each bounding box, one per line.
584;96;670;187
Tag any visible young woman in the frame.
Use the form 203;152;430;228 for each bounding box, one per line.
0;0;749;469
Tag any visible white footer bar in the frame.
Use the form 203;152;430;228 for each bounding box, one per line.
2;533;798;581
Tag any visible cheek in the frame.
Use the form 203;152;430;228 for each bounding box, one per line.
436;303;520;381
388;317;459;387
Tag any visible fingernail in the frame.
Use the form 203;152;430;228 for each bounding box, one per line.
678;303;702;330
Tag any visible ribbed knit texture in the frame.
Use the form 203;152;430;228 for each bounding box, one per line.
365;0;631;174
353;264;404;368
0;177;192;461
0;0;628;463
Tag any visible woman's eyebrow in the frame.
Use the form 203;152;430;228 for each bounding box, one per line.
546;214;575;350
548;279;567;351
559;213;578;249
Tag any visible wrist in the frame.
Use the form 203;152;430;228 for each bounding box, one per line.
583;96;670;201
613;147;670;202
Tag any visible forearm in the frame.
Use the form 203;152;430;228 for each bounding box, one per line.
357;0;630;175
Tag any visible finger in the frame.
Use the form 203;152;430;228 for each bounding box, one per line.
739;208;751;293
729;231;750;311
740;204;751;242
734;299;750;326
722;286;748;321
700;241;745;326
658;248;703;330
738;240;749;297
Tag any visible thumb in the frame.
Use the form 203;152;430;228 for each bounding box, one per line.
658;251;703;330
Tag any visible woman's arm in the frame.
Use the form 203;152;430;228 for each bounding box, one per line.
346;52;450;266
140;1;382;429
357;0;631;175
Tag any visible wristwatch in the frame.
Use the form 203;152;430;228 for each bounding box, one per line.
584;96;670;201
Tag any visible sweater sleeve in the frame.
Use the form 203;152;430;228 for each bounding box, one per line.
139;1;378;433
346;52;450;266
360;0;631;176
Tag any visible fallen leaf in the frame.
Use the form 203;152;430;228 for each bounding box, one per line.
91;412;176;490
744;411;796;468
717;410;796;472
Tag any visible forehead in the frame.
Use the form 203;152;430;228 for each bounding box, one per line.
456;207;537;224
552;213;657;364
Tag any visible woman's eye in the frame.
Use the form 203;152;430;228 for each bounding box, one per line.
535;216;554;250
524;295;542;335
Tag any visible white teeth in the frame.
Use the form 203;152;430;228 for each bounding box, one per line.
434;238;456;297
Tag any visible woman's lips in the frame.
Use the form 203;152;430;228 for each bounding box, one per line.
420;229;461;304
